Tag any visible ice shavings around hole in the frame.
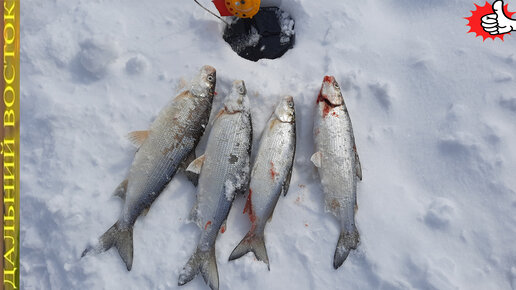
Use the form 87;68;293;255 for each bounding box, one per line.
233;26;261;54
277;10;294;44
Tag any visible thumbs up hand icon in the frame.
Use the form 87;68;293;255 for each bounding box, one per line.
481;0;516;34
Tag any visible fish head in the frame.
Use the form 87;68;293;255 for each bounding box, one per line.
191;65;216;98
317;76;344;107
224;80;249;113
274;95;295;123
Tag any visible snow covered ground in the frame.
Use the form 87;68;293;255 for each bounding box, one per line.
21;0;516;289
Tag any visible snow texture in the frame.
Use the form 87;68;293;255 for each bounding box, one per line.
21;0;516;289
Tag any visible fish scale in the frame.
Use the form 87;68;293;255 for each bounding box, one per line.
179;80;252;290
311;76;362;270
82;65;216;271
228;95;296;270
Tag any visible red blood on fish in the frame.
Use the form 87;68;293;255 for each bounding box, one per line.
316;88;325;104
249;211;257;233
323;75;334;83
243;188;253;214
220;225;226;234
204;220;212;230
270;161;277;180
322;103;331;118
317;85;332;118
243;188;257;232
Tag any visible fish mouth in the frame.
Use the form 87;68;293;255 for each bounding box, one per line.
275;95;295;123
322;98;337;107
317;88;340;107
317;76;343;106
323;75;335;84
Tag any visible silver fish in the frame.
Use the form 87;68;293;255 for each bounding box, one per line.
310;76;362;269
228;96;296;269
178;80;252;290
81;65;217;270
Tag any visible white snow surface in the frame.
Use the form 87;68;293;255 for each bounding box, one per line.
21;0;516;289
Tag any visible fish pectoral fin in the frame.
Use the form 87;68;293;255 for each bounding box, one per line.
355;151;362;181
181;152;200;186
186;154;206;174
180;151;196;170
310;151;323;168
113;179;128;200
127;130;150;147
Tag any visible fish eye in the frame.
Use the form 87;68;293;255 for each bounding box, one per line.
238;87;245;94
207;75;214;82
334;82;340;89
288;101;294;108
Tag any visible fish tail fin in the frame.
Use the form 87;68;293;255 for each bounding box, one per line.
228;231;270;270
333;227;359;269
178;246;219;290
81;221;134;271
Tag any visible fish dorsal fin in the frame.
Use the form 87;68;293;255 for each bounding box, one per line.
186;154;206;174
310;151;323;168
113;179;128;200
127;130;150;147
355;151;362;181
281;165;293;197
353;145;362;181
141;207;150;217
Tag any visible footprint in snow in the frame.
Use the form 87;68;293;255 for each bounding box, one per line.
424;198;456;230
368;82;392;111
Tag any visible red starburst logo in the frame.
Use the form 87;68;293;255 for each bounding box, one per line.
465;1;516;41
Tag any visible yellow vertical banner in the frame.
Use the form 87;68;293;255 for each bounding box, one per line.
2;0;19;289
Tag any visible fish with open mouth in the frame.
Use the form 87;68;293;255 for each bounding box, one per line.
228;95;296;270
81;65;216;271
178;80;252;290
311;76;362;269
